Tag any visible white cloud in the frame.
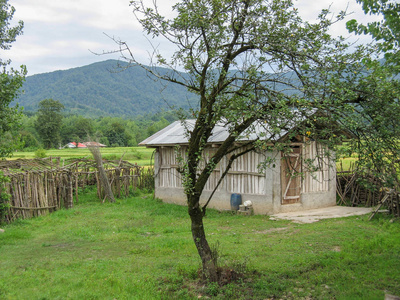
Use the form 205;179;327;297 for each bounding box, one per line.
5;0;382;75
295;0;382;42
12;0;140;29
12;1;74;24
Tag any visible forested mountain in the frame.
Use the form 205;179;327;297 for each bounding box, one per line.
15;60;198;117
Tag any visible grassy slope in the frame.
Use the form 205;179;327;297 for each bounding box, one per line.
1;189;399;299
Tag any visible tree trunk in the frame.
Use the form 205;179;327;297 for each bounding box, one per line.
188;195;218;282
88;146;115;203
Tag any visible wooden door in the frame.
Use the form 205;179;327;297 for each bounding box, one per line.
281;146;302;204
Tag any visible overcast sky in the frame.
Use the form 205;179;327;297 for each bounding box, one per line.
3;0;379;76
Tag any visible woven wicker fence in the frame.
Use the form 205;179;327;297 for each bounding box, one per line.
336;170;400;218
0;157;154;223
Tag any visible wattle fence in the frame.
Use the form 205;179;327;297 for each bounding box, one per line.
3;157;399;224
336;170;400;218
0;157;154;223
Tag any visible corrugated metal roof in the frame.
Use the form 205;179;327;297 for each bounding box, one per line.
139;118;294;147
139;120;194;146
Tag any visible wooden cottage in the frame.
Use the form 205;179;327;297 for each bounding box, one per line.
140;119;336;215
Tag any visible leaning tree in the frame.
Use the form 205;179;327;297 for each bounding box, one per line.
111;0;400;281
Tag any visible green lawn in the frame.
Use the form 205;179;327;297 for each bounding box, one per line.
1;189;399;299
11;147;155;166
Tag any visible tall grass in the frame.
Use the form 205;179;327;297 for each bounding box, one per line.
0;188;399;299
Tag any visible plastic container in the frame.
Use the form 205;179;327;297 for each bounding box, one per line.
230;193;242;211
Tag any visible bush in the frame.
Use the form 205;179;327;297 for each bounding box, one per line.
34;149;47;158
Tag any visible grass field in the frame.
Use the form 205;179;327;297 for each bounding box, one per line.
11;147;155;166
1;188;399;299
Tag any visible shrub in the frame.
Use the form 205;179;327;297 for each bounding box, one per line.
34;149;47;158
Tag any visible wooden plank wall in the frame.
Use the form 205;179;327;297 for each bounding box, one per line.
201;147;220;192
158;146;267;195
158;146;219;190
159;147;184;188
302;141;330;193
226;149;266;195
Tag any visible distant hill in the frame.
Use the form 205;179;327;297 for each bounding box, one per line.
15;60;198;117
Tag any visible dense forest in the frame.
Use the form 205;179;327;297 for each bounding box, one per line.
15;60;198;117
18;109;178;150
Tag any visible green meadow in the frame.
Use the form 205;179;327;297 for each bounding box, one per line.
1;188;399;299
11;147;155;166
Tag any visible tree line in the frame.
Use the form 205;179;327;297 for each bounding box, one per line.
17;98;176;150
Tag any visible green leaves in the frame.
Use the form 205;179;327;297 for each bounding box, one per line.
347;0;400;66
0;0;26;158
0;0;23;51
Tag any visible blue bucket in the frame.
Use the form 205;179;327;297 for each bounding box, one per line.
230;193;242;211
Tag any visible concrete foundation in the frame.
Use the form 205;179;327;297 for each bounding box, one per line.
154;185;336;215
